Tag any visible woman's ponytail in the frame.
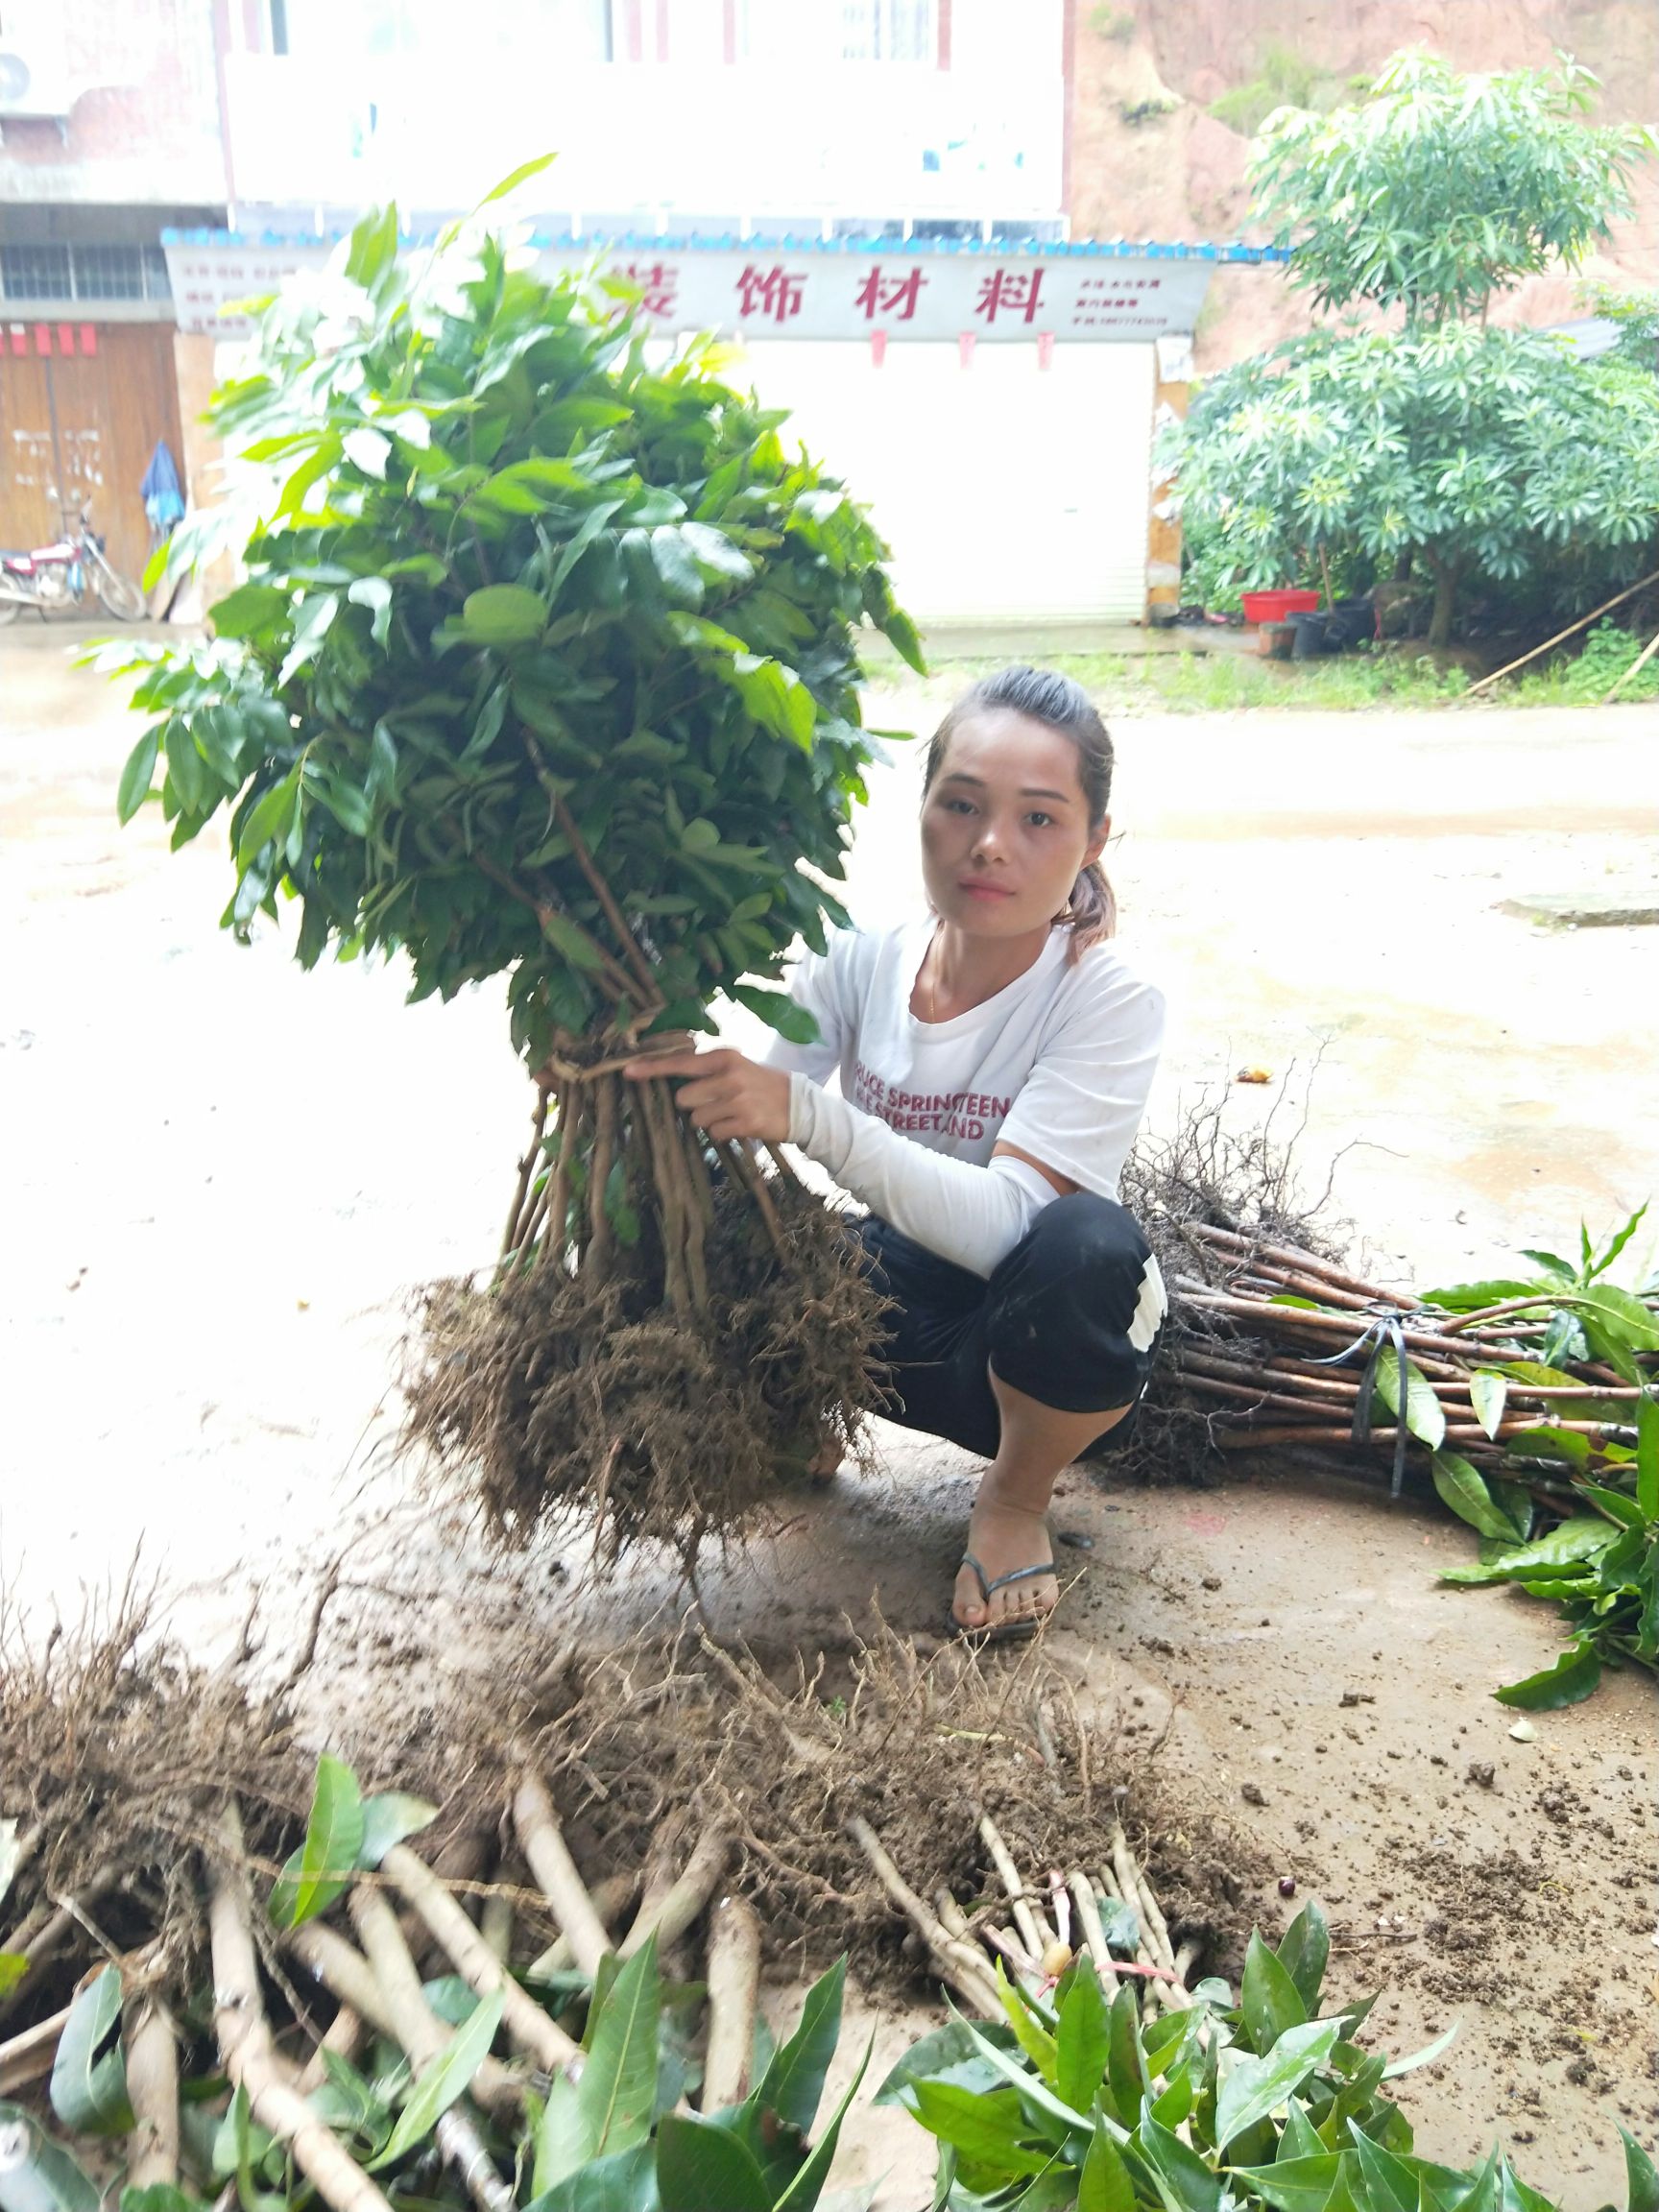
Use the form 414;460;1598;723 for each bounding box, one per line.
1060;858;1117;957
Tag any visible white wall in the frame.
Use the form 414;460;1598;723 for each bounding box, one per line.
736;339;1155;625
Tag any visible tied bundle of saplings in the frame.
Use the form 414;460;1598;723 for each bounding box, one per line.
100;163;924;1558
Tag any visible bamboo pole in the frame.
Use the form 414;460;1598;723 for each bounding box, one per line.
1466;565;1659;695
1603;624;1659;702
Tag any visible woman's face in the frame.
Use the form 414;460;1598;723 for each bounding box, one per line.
920;708;1108;942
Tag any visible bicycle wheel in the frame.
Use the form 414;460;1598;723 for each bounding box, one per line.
93;555;147;621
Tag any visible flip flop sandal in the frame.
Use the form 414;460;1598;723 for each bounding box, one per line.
947;1553;1059;1647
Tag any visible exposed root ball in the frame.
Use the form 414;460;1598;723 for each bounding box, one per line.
400;1182;888;1558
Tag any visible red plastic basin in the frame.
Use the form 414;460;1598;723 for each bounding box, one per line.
1240;589;1320;624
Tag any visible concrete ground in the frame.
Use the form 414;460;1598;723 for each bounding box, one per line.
3;626;1656;2204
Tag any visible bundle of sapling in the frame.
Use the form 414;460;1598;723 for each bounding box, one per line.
101;168;922;1555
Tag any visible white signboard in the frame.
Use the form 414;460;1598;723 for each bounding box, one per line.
165;239;1213;345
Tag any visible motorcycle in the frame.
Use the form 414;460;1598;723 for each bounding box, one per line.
0;514;147;623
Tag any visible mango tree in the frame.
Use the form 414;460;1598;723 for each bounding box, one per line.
1168;53;1659;641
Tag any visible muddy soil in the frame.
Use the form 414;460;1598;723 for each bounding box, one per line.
2;628;1655;2205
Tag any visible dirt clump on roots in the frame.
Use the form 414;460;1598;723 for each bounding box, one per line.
0;1576;311;2016
1115;1084;1355;1487
389;1616;1266;1993
400;1178;890;1564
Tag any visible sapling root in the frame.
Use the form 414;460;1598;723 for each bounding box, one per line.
125;1997;180;2192
844;1817;1000;2015
701;1895;762;2112
206;1809;396;2212
348;1886;519;2212
512;1768;610;1977
525;1871;637;1981
617;1825;732;1959
382;1844;581;2073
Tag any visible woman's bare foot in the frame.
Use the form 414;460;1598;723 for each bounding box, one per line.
951;1493;1058;1633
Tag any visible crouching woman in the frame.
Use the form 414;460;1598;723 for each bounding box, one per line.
629;666;1166;1642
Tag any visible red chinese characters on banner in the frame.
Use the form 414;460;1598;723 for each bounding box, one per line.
854;265;926;322
735;263;805;324
974;268;1045;325
614;261;680;318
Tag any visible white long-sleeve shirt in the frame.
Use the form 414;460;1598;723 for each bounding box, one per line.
764;919;1166;1277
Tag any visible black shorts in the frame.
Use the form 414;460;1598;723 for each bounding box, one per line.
856;1191;1163;1460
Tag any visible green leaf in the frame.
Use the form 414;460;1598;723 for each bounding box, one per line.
476;151;559;207
533;2074;593;2195
576;1938;660;2160
873;2019;1016;2107
1345;2123;1420;2212
1493;1642;1601;1710
0;2103;104;2212
996;1966;1060;2083
1056;1958;1113;2115
268;1753;364;1929
1591;1203;1648;1282
1374;1349;1446;1451
373;1989;504;2168
771;2034;871;2212
49;1967;133;2135
753;1957;844;2133
905;2081;1051;2176
276;590;338;686
1637;1394;1659;1524
1139;2103;1223;2212
951;2012;1091;2140
459;585;548;646
1241;1932;1308;2053
1420;1281;1539;1312
530;2141;657;2212
343;427;392;479
1502;1426;1593;1468
880;606;926;674
1468;1373;1508;1440
1276;1901;1331;2015
732;986;818;1046
344;202;398;291
1381;2020;1461;2080
1439;1518;1615;1586
656;2113;770;2212
1217;2021;1341;2150
1431;1454;1527;1543
1078;2115;1137;2212
1231;2154;1350;2212
541;908;610;973
118;729;161;824
358;1792;438;1867
681;521;754;584
348;576;394;650
1575;1286;1659;1354
1620;2127;1659;2212
209;583;289;639
0;1956;26;2000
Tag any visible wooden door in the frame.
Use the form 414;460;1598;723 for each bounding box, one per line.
0;324;185;586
